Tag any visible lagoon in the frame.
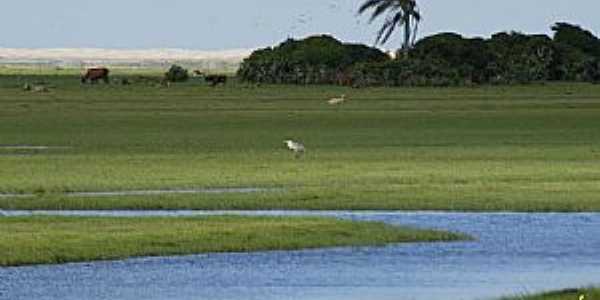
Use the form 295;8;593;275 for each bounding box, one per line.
1;211;599;300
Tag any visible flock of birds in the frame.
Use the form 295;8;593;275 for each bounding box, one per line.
284;94;348;158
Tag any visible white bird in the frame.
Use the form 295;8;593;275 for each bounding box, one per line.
328;94;346;105
284;140;305;158
579;295;585;300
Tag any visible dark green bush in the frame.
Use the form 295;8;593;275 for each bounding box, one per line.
237;35;389;84
486;32;557;83
165;65;189;82
552;22;600;59
351;58;465;87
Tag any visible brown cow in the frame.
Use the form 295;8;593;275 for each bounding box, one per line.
81;68;110;84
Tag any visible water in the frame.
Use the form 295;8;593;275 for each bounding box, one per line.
1;211;599;300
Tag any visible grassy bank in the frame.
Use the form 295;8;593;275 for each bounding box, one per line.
502;287;599;300
1;73;600;211
0;216;466;266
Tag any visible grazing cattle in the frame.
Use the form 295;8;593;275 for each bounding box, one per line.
205;75;227;87
192;70;204;77
81;68;110;84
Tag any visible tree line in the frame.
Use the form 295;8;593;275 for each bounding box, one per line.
238;22;600;87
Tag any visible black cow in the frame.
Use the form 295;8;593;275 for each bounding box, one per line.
205;75;227;87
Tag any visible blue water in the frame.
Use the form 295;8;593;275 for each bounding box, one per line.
1;211;599;300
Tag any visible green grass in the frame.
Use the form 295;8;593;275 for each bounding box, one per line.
1;73;600;211
501;287;599;300
0;216;466;266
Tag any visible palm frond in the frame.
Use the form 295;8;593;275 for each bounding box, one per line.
378;13;404;45
359;0;421;47
358;0;385;14
369;2;397;23
374;18;392;45
412;9;421;21
359;0;397;23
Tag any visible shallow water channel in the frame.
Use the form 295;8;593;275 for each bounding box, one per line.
1;211;599;300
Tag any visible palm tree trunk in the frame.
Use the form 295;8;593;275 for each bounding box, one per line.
402;16;411;58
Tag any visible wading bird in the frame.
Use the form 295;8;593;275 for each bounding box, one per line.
284;140;305;158
328;94;346;105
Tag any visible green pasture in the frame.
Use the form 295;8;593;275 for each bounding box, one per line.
1;73;600;211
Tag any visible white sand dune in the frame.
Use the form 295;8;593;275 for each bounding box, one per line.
0;47;254;65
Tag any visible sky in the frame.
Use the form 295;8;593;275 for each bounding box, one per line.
1;0;599;51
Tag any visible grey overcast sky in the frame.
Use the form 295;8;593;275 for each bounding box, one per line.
1;0;598;50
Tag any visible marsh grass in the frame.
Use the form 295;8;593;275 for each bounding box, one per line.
1;73;600;211
0;216;467;266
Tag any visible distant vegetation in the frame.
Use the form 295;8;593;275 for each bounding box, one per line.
238;23;600;87
500;287;598;300
164;64;189;82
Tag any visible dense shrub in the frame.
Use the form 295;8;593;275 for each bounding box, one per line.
551;23;600;82
486;32;557;83
409;33;494;84
354;31;567;86
552;23;600;59
237;35;389;84
239;23;600;86
350;58;465;87
165;65;189;82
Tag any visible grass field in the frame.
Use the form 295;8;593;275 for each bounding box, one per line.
501;287;599;300
0;216;465;266
1;73;600;211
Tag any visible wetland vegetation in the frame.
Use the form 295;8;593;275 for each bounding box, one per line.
1;73;600;211
0;215;466;266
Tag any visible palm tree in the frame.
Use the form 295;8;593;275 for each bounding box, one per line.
358;0;421;56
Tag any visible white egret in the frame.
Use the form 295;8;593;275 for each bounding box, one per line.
284;140;305;158
328;94;346;105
